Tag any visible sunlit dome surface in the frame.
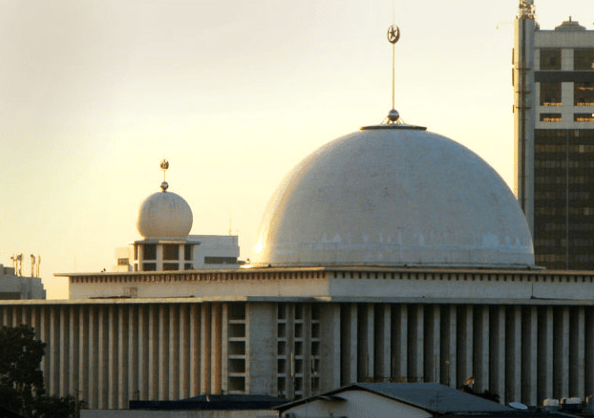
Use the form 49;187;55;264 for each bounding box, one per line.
251;125;534;268
137;185;193;239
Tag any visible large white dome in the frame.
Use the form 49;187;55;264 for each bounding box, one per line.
137;187;193;238
251;125;534;268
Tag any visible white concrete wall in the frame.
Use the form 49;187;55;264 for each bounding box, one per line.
191;235;240;269
70;268;594;302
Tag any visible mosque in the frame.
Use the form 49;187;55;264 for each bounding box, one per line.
2;21;594;412
3;105;593;410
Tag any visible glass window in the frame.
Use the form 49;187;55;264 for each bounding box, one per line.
143;262;156;271
540;113;562;122
575;82;594;106
204;256;237;265
143;244;156;260
540;48;561;70
540;82;562;106
574;113;594;122
184;244;193;261
163;244;179;260
163;262;179;271
574;48;594;70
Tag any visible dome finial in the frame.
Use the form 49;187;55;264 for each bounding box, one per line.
383;23;404;125
160;158;169;192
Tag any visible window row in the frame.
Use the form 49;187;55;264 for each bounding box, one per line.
535;145;594;153
535;176;592;184
535;160;594;169
540;82;594;106
539;48;594;71
540;113;594;122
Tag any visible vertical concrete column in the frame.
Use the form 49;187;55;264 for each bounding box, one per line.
39;308;48;387
320;304;341;392
286;304;295;398
97;306;110;409
425;305;440;384
570;307;585;398
458;305;473;389
69;306;78;398
59;306;68;397
190;304;200;396
49;307;58;396
303;304;312;396
441;305;456;388
221;303;229;395
586;308;594;400
490;306;505;403
30;306;39;338
138;306;148;400
118;305;128;409
11;306;18;326
108;305;118;408
506;306;522;403
375;305;391;381
178;244;184;270
346;304;358;384
78;306;88;406
521;306;537;405
179;304;190;399
554;306;570;398
392;304;408;382
148;304;158;400
158;304;168;400
200;304;211;393
408;305;424;383
169;304;180;400
156;244;163;271
358;304;374;381
87;306;96;409
211;303;222;395
128;305;138;403
538;306;554;403
246;303;276;395
473;305;489;393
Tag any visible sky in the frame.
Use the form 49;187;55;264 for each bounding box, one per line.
0;0;592;299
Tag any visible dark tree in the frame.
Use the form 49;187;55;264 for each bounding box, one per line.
0;325;79;418
0;325;45;417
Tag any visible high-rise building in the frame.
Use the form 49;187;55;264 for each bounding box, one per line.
514;0;594;270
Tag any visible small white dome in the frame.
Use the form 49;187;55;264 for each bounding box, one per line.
251;125;534;268
137;190;193;238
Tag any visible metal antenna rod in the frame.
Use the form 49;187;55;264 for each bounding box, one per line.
387;24;400;110
392;40;396;109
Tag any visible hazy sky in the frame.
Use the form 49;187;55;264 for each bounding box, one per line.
1;0;592;299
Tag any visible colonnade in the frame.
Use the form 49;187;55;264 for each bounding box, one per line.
1;300;593;409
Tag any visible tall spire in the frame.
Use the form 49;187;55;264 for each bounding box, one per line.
160;158;169;192
383;24;402;124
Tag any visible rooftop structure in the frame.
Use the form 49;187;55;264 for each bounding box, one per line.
111;160;240;276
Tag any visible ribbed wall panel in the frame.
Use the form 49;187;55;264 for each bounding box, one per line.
2;302;594;407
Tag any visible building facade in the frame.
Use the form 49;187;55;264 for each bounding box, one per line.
5;267;594;409
0;263;46;300
514;0;594;270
